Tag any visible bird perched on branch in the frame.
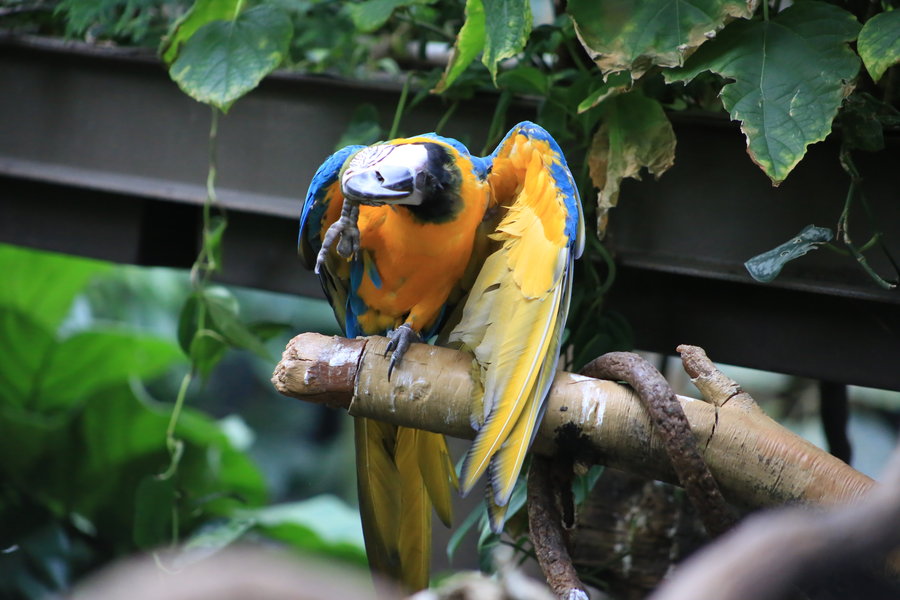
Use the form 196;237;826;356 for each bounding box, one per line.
298;121;584;591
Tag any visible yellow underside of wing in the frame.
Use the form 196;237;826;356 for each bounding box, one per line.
449;129;575;511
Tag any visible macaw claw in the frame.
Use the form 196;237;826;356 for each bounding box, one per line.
385;323;421;381
314;199;361;274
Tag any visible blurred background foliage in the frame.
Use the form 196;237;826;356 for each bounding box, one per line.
0;243;364;599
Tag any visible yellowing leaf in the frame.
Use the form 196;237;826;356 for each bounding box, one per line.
858;10;900;83
568;0;757;79
588;91;675;238
482;0;531;83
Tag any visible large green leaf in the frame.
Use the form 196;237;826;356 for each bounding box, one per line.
667;2;861;184
170;5;293;112
175;496;366;568
39;329;184;413
587;90;676;237
346;0;435;33
0;311;55;409
568;0;756;78
160;0;242;66
0;243;108;333
482;0;531;83
71;390;266;548
858;10;900;83
241;496;367;564
433;0;485;93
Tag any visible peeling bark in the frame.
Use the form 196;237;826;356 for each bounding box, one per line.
272;333;874;510
527;456;588;600
580;352;735;537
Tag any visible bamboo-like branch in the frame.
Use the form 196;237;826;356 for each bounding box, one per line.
272;333;874;509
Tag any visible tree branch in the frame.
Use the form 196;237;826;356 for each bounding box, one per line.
581;352;735;537
272;333;874;509
649;445;900;600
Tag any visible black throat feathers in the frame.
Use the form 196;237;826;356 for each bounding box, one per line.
404;142;464;224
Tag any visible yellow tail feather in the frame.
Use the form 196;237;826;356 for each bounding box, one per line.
354;418;401;577
356;421;454;591
395;427;432;591
417;430;457;527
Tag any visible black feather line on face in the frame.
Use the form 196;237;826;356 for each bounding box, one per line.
403;143;464;224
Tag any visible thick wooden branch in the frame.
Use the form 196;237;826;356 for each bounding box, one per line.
272;333;874;509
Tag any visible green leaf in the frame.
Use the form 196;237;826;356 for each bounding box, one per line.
840;93;886;153
239;496;367;564
447;502;484;561
189;329;229;378
170;5;293;112
248;321;290;342
496;66;549;96
133;475;175;550
587;90;676;237
39;330;183;413
433;0;486;93
203;287;270;359
667;2;861;184
744;224;834;283
177;292;203;355
69;388;267;544
577;71;631;113
0;243;108;333
0;311;56;408
482;0;531;83
335;104;384;150
858;10;900;83
346;0;434;33
204;215;228;273
160;0;243;66
174;517;255;567
568;0;756;78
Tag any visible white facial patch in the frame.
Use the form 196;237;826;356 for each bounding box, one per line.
342;143;431;206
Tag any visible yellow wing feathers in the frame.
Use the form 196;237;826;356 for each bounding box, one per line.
450;130;578;526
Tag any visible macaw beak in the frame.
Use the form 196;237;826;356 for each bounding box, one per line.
343;165;416;204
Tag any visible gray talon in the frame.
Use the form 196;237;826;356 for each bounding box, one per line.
314;200;361;273
385;324;421;381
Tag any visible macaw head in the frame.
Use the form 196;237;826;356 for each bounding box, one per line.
341;142;443;207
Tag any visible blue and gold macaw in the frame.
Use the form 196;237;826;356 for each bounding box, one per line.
298;121;584;591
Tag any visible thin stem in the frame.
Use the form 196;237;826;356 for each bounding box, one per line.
837;149;897;289
481;90;512;156
434;99;459;135
159;371;191;481
203;108;220;279
564;35;590;73
389;74;411;139
394;10;455;41
762;0;769;21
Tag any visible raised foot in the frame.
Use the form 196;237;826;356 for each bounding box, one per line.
385;323;421;380
314;200;361;274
